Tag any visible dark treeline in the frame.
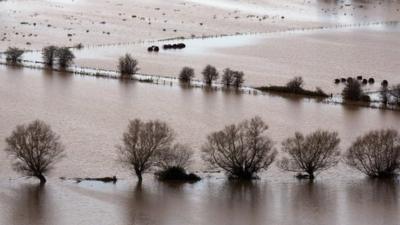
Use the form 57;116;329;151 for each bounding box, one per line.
3;118;400;185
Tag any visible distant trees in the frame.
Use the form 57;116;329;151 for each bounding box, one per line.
278;130;341;179
342;80;364;101
222;68;235;86
390;84;400;105
116;119;175;182
56;47;75;69
202;117;277;179
5;47;24;64
286;76;304;93
4;120;65;184
42;45;58;67
345;129;400;178
222;68;244;88
179;67;195;83
202;64;219;86
118;54;139;78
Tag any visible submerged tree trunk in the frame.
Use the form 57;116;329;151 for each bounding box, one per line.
307;171;315;180
135;169;143;183
37;174;47;184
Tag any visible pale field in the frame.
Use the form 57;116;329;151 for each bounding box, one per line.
1;0;399;51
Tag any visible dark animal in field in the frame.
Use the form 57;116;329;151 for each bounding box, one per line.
163;43;186;50
147;45;159;52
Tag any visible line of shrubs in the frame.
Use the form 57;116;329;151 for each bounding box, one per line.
257;76;329;98
2;46;75;69
3;118;400;185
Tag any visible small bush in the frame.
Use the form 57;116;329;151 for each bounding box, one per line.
156;166;200;182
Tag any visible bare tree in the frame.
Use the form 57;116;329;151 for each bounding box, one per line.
156;144;193;170
286;76;304;92
4;120;65;184
179;67;195;83
202;117;277;179
342;80;363;101
116;119;174;182
56;47;75;69
222;68;244;88
345;129;400;178
389;84;400;105
5;47;24;64
202;64;219;86
118;54;139;78
222;68;235;86
233;70;244;88
42;45;58;67
278;130;341;179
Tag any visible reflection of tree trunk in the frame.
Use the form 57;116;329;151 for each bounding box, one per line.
37;174;47;184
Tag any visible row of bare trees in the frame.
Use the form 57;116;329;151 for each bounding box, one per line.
179;64;245;87
342;79;400;105
3;118;400;184
42;46;75;68
2;46;75;69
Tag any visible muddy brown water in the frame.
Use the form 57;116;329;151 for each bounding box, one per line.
0;66;399;225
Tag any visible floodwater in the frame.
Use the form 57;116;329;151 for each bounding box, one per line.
66;22;400;93
0;66;400;225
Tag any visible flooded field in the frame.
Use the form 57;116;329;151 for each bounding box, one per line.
0;66;399;225
1;0;400;224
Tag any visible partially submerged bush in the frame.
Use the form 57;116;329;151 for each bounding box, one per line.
179;67;195;83
5;47;24;64
202;116;277;180
278;130;341;179
156;166;200;182
156;144;193;170
345;129;400;178
56;47;75;69
155;144;200;181
118;54;139;77
4;120;65;184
